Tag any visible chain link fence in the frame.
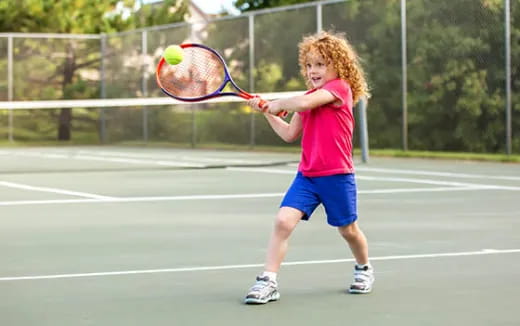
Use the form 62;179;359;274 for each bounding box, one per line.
0;0;517;154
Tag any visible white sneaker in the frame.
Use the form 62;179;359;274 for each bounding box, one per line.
244;275;280;304
349;264;374;294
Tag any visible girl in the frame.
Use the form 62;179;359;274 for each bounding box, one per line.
244;31;373;304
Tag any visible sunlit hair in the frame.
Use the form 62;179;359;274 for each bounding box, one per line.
298;31;370;104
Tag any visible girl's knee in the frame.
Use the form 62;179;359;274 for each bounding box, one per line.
274;215;295;233
274;208;302;234
338;221;359;239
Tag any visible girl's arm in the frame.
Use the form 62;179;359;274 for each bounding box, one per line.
265;89;338;116
263;112;302;143
248;97;304;143
248;89;336;142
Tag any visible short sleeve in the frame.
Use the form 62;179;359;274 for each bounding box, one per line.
321;79;351;108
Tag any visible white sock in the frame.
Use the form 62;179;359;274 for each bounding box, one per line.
261;271;278;282
356;263;372;269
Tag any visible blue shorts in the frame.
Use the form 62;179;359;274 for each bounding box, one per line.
280;172;358;227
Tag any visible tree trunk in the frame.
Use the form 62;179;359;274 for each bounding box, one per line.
58;42;76;141
58;108;72;140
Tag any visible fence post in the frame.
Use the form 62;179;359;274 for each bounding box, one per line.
99;34;107;143
7;35;13;142
504;0;512;155
317;2;323;33
401;0;408;151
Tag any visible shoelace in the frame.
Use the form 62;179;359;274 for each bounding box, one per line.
353;268;373;283
250;277;276;295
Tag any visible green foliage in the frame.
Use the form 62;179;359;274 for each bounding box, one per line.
136;0;188;28
404;0;510;152
254;61;283;91
0;0;188;140
0;0;187;33
6;108;99;142
322;0;402;149
1;0;519;154
231;0;519;154
0;0;123;33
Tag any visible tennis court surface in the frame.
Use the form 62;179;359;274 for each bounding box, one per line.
1;146;519;326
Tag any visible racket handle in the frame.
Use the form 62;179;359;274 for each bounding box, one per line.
258;99;288;118
258;98;268;110
277;110;288;118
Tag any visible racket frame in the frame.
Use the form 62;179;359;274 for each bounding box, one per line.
156;43;287;117
156;43;258;102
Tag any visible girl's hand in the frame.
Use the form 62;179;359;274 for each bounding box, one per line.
248;97;287;117
247;97;268;113
265;100;284;116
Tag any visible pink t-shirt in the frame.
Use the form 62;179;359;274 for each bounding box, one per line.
298;78;355;177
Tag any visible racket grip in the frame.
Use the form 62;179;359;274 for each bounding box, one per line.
258;99;268;110
258;98;288;118
277;110;288;118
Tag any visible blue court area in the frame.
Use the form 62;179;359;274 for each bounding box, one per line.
0;146;519;326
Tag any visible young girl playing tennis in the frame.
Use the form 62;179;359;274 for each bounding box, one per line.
244;31;373;304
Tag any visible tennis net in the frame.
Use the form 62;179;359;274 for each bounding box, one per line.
0;92;369;163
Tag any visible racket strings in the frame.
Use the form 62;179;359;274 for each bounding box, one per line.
158;47;225;98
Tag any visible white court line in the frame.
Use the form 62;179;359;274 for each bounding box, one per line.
0;149;275;167
358;175;520;190
0;166;515;207
0;181;113;199
356;166;520;182
360;186;487;194
227;167;293;174
0;151;207;168
0;193;284;206
1;248;519;281
72;149;269;165
282;163;520;182
226;167;520;190
0;186;492;207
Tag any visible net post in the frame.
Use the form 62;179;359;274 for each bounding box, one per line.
357;97;369;164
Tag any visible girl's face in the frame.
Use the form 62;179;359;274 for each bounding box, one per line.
305;50;338;88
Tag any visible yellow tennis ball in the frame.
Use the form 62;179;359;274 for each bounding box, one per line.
163;45;183;65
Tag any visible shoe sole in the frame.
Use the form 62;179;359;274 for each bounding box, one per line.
244;292;280;304
349;287;372;294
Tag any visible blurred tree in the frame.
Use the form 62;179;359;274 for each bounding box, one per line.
405;0;508;152
235;0;519;153
0;0;188;140
1;0;518;152
0;0;187;34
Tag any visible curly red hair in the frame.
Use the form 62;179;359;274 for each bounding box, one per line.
298;31;370;104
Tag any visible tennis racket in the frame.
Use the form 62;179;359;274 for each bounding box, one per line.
156;43;288;118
